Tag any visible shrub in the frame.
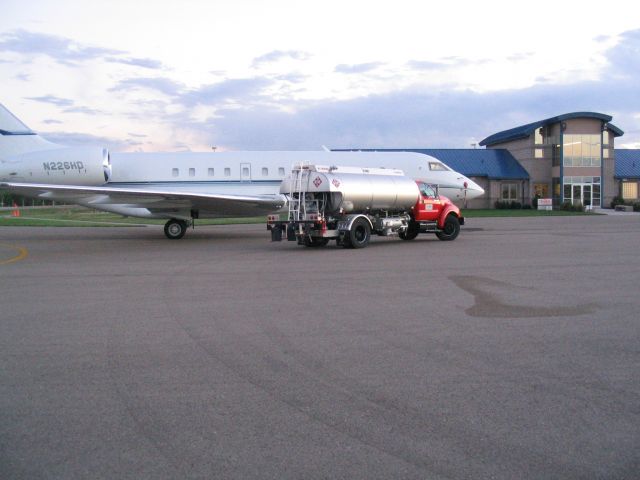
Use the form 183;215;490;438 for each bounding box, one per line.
494;200;525;209
611;196;625;209
532;196;539;209
560;201;584;212
523;204;532;210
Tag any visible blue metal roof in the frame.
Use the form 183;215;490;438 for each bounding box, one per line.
480;112;624;147
614;149;640;178
419;149;529;179
334;148;529;180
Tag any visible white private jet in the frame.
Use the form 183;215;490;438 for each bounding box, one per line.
0;103;484;239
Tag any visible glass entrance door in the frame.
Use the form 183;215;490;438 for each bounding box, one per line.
583;185;592;207
566;183;598;207
572;185;581;206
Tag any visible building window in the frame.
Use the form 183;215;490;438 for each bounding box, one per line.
224;167;231;177
278;167;285;176
172;168;179;177
535;128;543;145
593;183;601;207
262;167;268;176
534;183;549;198
552;177;561;197
603;148;609;159
242;167;249;176
535;148;544;158
189;168;195;177
622;182;638;200
563;134;601;167
208;168;215;176
552;144;561;166
603;130;609;145
564;176;601;184
501;183;518;201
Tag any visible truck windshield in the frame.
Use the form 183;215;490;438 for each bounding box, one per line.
419;183;437;197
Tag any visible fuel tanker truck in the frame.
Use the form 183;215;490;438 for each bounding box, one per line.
267;164;463;248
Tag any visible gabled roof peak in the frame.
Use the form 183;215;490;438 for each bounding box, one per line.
480;112;624;147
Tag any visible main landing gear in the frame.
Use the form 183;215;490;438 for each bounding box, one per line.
164;219;189;240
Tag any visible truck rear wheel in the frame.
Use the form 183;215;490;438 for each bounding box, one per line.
436;215;460;241
399;220;419;240
346;217;371;249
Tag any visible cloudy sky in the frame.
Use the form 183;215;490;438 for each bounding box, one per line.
1;0;639;152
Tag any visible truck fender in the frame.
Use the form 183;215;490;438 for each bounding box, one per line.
438;209;459;229
338;214;373;232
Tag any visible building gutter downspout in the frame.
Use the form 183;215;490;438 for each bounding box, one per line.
601;122;605;207
559;124;564;204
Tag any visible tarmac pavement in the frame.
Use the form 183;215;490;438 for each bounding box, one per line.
1;215;639;479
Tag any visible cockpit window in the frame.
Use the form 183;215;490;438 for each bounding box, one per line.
429;162;449;171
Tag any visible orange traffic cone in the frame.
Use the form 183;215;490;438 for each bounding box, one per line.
11;202;20;217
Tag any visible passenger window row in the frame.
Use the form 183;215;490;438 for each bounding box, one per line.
171;167;287;178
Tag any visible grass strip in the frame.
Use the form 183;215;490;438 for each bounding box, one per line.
0;206;599;227
0;207;265;227
461;209;598;217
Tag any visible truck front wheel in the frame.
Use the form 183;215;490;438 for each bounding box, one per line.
345;217;371;249
436;215;460;241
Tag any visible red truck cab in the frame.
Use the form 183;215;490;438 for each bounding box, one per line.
400;182;464;241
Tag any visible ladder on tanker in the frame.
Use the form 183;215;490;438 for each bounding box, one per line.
288;163;310;222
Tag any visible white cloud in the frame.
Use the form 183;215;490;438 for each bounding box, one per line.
1;2;639;151
334;62;385;74
251;50;311;68
109;77;185;97
0;29;123;65
25;95;74;107
104;56;164;70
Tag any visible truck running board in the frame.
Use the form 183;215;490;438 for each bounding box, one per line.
419;221;438;233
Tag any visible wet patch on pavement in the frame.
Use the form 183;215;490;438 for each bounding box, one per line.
450;275;598;318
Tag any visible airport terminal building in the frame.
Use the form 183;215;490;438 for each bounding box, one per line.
348;112;640;209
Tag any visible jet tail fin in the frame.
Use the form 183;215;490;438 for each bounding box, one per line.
0;103;58;160
0;103;35;135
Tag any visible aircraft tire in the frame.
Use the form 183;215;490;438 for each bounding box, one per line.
435;215;460;241
164;219;188;240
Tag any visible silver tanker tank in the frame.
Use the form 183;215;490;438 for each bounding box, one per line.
280;165;420;213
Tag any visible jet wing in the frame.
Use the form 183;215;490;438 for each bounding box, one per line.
0;182;286;217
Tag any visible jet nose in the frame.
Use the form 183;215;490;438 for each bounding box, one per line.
464;178;485;199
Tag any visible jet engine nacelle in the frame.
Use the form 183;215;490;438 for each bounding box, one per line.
2;146;111;185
